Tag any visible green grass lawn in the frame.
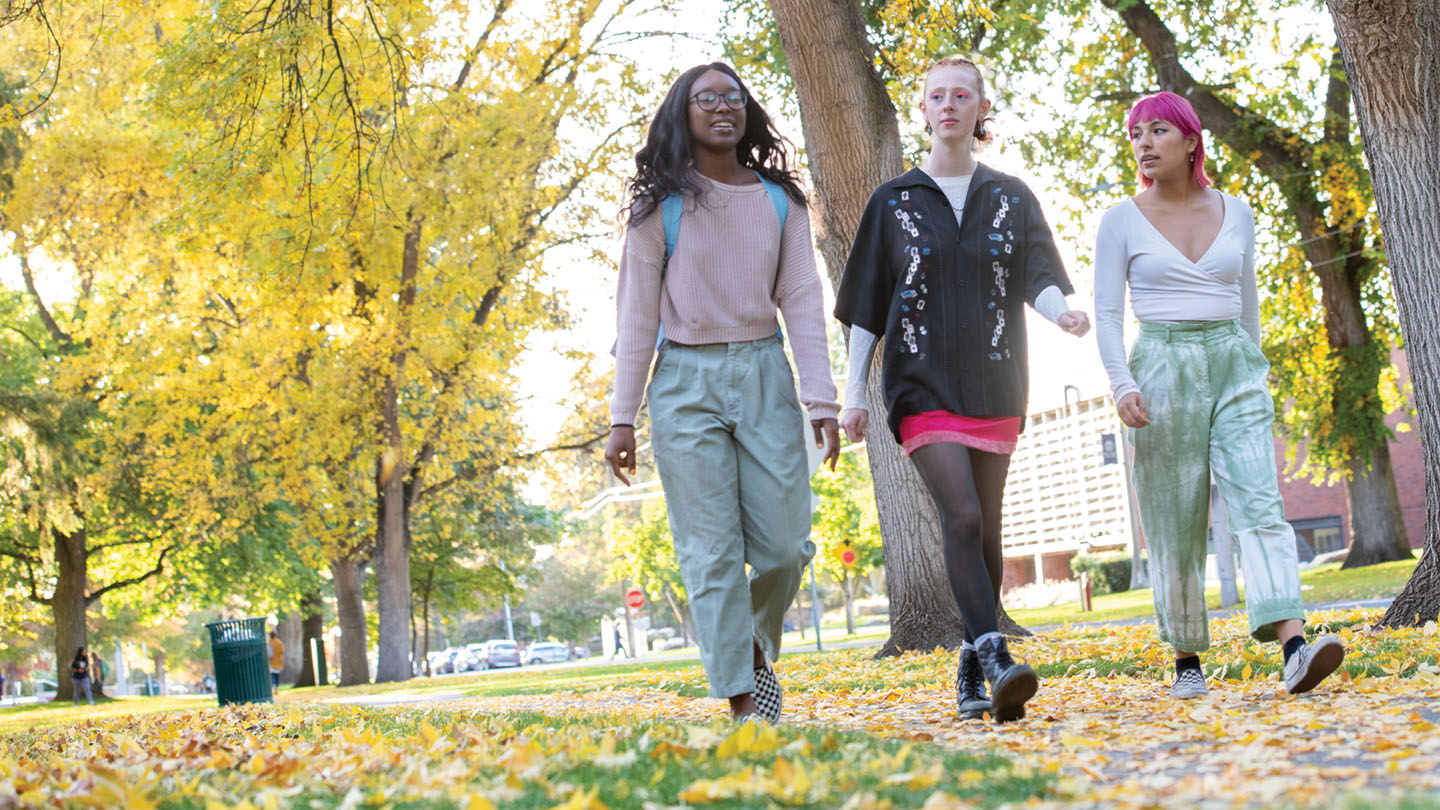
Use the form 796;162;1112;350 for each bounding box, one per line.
1006;557;1420;629
0;694;214;735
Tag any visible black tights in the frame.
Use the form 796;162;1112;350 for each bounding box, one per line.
910;442;1011;643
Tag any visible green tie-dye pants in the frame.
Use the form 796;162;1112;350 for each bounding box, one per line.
1129;320;1304;652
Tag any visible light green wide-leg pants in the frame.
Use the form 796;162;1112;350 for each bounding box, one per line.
1129;320;1304;652
648;335;816;699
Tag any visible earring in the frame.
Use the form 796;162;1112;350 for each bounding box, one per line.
1189;154;1195;164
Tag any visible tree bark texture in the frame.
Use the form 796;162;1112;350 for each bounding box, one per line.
293;590;327;688
1106;0;1412;569
51;527;87;703
330;555;371;685
768;0;1026;656
1328;0;1440;625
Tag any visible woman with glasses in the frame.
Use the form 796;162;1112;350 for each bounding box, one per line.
605;62;840;723
835;56;1090;723
1095;90;1344;700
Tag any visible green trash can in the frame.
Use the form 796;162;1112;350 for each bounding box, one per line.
205;618;273;706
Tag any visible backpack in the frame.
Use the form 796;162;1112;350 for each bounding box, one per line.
611;173;790;356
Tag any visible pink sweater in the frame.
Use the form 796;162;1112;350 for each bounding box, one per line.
610;174;840;426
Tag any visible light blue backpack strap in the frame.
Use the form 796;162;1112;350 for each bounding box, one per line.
661;193;683;269
654;193;684;349
757;174;789;233
757;173;789;341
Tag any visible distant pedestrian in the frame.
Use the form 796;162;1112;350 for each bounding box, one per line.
70;646;94;706
268;631;285;692
612;626;627;659
0;670;6;704
90;650;105;690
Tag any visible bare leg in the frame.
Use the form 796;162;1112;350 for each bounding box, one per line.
1271;619;1303;645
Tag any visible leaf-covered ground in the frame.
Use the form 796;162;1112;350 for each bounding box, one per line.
455;610;1440;809
4;609;1438;809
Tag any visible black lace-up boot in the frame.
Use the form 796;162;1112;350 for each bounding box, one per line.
956;647;991;720
976;635;1037;723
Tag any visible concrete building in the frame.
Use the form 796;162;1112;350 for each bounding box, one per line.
1000;391;1133;590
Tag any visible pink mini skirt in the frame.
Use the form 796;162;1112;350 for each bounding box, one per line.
898;410;1021;456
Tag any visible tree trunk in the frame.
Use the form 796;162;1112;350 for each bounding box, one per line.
294;589;327;688
50;527;87;703
421;574;432;676
374;217;422;684
330;555;371;685
842;570;856;635
768;0;1026;658
1343;444;1415;566
277;611;304;685
1328;0;1440;626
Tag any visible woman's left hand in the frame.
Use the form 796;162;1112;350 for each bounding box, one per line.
812;417;841;471
1058;310;1091;337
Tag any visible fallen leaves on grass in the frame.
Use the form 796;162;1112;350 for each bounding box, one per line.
470;609;1440;809
0;703;1043;809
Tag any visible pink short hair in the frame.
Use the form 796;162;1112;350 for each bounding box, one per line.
1126;91;1211;189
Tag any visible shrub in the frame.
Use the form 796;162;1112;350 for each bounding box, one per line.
1071;553;1133;595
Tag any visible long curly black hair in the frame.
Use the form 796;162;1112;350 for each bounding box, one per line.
624;62;806;225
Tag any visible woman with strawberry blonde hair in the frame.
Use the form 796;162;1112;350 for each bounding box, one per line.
836;56;1090;723
1094;90;1345;700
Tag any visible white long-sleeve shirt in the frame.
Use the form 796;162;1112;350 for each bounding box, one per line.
1094;193;1260;402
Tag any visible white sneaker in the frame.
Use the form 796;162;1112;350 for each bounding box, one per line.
1284;634;1345;694
1171;667;1208;699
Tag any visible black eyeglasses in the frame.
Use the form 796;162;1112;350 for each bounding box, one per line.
690;90;748;112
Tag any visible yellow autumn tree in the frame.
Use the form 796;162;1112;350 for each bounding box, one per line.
138;0;649;682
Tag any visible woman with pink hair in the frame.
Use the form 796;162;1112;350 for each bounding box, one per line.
1094;91;1345;700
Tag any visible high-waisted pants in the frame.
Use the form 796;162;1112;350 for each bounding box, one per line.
1129;320;1303;651
648;335;815;698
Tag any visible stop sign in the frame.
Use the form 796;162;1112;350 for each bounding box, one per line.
625;588;645;609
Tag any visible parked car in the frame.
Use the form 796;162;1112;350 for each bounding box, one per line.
453;647;485;673
480;640;521;669
430;649;457;674
525;642;570;666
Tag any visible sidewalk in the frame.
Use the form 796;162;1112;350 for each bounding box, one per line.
1026;596;1395;634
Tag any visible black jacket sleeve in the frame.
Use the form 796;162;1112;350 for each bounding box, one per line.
1021;184;1075;304
833;189;895;335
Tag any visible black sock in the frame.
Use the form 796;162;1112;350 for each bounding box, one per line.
1282;636;1306;663
1175;655;1201;674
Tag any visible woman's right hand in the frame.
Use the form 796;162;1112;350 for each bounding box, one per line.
605;426;637;485
1117;392;1149;428
839;408;869;444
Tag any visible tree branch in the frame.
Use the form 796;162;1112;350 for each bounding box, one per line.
1102;0;1309;179
1322;40;1351;149
452;0;512;91
417;429;609;503
85;534;164;557
84;545;175;605
16;249;73;347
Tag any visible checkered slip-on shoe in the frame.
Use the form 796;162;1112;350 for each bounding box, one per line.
1170;667;1208;700
753;658;783;724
